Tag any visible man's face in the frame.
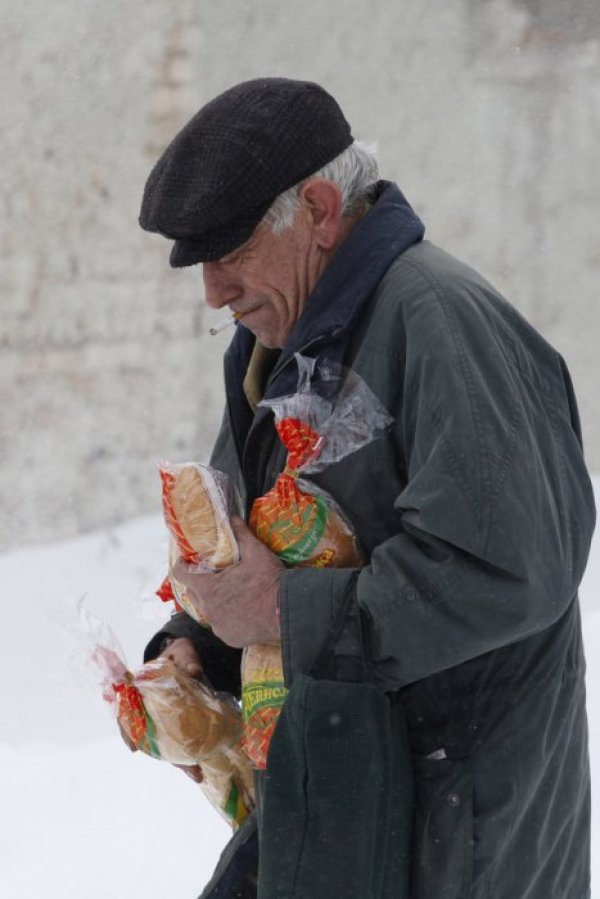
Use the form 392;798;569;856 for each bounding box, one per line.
202;210;325;349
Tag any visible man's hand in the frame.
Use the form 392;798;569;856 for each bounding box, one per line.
172;517;284;647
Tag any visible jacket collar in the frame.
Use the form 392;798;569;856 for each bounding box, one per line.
279;180;425;360
222;182;424;464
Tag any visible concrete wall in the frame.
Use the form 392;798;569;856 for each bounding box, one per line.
2;0;599;550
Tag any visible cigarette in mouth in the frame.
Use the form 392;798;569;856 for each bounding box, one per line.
209;313;240;336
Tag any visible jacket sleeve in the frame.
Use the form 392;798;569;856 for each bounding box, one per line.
280;257;596;690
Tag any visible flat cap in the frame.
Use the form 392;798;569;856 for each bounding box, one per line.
139;77;353;266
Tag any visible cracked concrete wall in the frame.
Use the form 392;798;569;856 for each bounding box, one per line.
2;0;599;550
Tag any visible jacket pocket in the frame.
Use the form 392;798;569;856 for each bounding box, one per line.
258;676;414;898
411;755;473;899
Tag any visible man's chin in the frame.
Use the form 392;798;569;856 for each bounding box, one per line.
242;323;285;350
257;335;284;350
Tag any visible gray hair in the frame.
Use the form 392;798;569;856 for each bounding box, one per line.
263;140;379;234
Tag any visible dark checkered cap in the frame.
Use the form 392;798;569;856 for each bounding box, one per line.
139;77;354;266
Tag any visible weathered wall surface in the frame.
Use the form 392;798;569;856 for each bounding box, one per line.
2;0;599;550
1;1;227;549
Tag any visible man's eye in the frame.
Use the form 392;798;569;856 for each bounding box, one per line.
231;254;249;268
221;247;251;268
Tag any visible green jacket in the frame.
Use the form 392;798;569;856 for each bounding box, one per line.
201;183;595;897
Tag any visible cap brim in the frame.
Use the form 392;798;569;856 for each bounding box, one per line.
169;202;272;267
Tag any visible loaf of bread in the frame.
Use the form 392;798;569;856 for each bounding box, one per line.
250;478;363;569
136;658;241;761
116;656;254;826
241;643;288;769
160;463;239;571
159;461;364;771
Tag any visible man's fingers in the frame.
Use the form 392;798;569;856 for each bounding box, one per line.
172;557;214;590
169;559;211;623
230;516;254;543
231;516;274;557
172;557;221;584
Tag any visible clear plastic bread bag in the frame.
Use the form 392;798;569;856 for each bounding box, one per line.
89;615;254;828
158;462;243;620
244;353;393;768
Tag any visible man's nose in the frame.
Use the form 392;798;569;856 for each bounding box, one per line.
202;262;239;309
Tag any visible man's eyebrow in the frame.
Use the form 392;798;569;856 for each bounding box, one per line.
219;237;255;264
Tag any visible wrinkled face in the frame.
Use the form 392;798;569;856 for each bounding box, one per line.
202;214;325;349
159;636;203;678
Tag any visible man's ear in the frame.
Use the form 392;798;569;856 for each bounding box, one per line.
298;179;344;250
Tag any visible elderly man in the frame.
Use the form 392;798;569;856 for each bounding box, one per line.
140;78;595;898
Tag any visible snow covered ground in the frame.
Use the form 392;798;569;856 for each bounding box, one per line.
1;476;598;898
